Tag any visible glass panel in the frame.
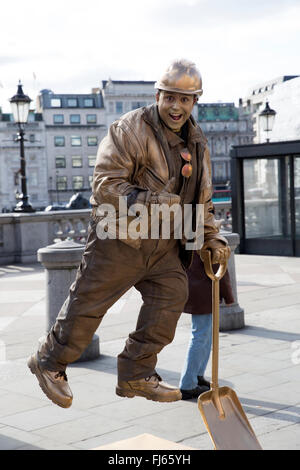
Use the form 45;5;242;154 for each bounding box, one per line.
72;156;82;167
84;98;94;107
295;157;300;238
243;157;290;239
70;114;80;124
87;136;98;146
56;176;67;190
53;114;64;124
55;156;66;168
73;176;84;189
116;101;123;113
54;136;65;146
87;114;97;124
71;136;81;146
88;155;96;167
67;98;77;107
51;98;61;107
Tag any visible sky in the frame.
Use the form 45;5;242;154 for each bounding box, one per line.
0;0;300;112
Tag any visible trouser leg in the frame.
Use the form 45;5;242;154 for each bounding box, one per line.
117;246;188;381
179;313;212;390
37;229;140;371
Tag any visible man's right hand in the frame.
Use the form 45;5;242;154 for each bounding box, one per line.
150;178;181;206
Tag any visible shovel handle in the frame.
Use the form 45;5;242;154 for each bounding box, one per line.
201;250;227;400
201;249;228;281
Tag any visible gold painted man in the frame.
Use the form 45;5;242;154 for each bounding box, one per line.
28;59;230;407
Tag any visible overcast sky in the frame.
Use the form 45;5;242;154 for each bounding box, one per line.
0;0;299;112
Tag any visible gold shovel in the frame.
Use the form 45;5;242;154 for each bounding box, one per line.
198;250;262;450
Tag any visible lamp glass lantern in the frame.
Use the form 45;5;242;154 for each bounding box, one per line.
9;81;32;125
259;101;276;141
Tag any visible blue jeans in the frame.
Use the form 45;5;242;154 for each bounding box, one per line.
179;313;212;390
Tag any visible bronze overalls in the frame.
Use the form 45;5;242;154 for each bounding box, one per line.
37;115;203;381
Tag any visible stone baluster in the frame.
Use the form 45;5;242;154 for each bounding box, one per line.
219;231;245;331
37;239;99;362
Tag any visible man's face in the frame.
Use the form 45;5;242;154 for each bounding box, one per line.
156;91;196;132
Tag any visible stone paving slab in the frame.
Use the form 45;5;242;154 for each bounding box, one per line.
0;255;299;450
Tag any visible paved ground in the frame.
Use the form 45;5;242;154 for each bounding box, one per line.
0;254;299;450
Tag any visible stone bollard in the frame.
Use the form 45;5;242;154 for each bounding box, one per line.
219;231;244;331
37;239;100;362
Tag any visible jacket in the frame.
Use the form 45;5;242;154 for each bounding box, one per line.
184;253;234;315
90;103;228;254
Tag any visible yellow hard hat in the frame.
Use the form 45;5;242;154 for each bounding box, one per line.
155;59;203;96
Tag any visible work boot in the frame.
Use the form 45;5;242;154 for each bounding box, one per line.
27;354;73;408
116;373;182;402
180;384;209;400
197;375;211;389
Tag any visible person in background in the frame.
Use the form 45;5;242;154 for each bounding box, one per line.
180;252;234;400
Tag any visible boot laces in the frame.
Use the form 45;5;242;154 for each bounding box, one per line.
54;371;68;381
145;373;162;382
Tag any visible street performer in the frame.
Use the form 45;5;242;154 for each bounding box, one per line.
28;59;231;407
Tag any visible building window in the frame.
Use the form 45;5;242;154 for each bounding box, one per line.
73;176;84;190
29;134;35;143
56;176;67;190
51;98;61;107
71;136;81;146
54;136;65;147
83;98;94;107
87;136;98;146
116;102;123;114
55;156;66;168
70;114;81;124
53;114;64;124
89;175;93;188
88;155;96;167
67;98;78;107
28;170;38;187
213;162;225;179
72;156;82;168
131;101;146;110
87;114;97;124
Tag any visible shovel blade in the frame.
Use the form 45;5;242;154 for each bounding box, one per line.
198;386;262;450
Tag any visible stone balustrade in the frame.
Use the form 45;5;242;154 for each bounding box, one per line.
0;209;91;265
0;201;232;265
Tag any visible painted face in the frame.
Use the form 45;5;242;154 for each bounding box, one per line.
156;91;196;132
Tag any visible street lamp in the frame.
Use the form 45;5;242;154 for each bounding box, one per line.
259;101;276;143
9;81;35;212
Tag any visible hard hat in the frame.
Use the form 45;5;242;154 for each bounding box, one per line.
155;59;203;96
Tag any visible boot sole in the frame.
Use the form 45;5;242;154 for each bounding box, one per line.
27;355;72;409
115;386;181;402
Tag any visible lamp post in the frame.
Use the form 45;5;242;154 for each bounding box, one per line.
259;101;276;143
9;81;35;212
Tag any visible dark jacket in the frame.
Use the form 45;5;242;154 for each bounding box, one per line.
184;252;234;315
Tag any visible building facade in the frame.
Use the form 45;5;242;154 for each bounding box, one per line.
197;102;254;188
1;80;256;211
240;75;299;143
99;79;156;127
0;109;48;211
36;89;107;205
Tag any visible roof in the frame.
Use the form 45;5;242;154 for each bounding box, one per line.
38;90;104;109
102;80;155;88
